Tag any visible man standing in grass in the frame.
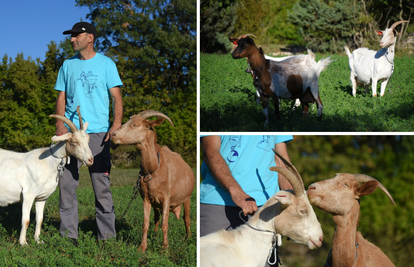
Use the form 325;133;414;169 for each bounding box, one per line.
53;22;123;244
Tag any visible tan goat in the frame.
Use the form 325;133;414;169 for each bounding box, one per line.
307;173;396;267
111;110;195;252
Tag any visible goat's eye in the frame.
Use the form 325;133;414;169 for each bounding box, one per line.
300;209;308;214
71;141;78;146
344;183;349;188
132;124;137;128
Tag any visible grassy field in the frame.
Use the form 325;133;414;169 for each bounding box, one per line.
0;168;197;266
200;52;414;132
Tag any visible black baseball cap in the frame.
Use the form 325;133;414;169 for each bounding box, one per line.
63;22;97;39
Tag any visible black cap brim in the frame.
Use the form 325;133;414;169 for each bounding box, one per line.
63;30;84;35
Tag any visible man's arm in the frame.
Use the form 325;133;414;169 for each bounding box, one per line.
202;136;258;216
105;86;123;142
274;142;294;191
55;91;68;136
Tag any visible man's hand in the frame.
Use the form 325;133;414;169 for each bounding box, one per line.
55;123;69;136
105;123;121;142
230;187;258;216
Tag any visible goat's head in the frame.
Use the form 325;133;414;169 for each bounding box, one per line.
111;110;174;147
229;34;257;59
376;20;408;48
49;106;93;166
307;173;395;216
264;149;323;249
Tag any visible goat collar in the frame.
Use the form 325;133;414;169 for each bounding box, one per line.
49;142;68;179
326;241;359;267
238;211;282;266
139;152;161;182
252;56;265;76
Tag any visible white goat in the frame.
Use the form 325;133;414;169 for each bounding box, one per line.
230;35;333;125
200;151;323;267
0;106;93;245
345;20;408;97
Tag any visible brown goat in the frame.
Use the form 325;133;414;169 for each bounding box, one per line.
307;173;396;267
111;110;194;252
229;35;332;125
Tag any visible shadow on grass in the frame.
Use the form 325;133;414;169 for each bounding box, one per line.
201;74;414;132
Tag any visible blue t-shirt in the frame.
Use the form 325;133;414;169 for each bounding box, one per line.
200;135;293;207
54;53;123;133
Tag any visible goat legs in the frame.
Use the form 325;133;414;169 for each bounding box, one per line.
161;200;170;249
34;200;46;244
138;199;152;252
372;78;378;97
20;194;36;245
380;79;389;97
183;198;191;237
260;95;270;126
154;208;161;232
351;75;358;97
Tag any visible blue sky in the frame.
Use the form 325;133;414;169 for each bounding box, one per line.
1;0;90;62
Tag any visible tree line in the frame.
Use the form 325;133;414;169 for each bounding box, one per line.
0;0;196;167
201;0;414;53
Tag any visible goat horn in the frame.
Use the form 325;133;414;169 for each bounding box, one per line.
137;110;174;127
354;174;396;206
270;148;305;197
389;20;409;30
49;114;78;133
239;34;256;39
76;106;84;131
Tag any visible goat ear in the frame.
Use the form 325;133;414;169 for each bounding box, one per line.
229;37;238;43
82;122;89;132
273;191;293;205
356;180;378;197
259;47;264;56
148;117;165;128
51;132;73;142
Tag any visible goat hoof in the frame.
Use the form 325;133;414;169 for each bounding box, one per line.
137;245;147;253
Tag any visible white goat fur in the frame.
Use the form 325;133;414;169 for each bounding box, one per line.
345;20;407;97
200;189;323;267
0;113;93;245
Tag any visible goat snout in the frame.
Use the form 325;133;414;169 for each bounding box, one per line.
86;157;94;166
307;185;316;191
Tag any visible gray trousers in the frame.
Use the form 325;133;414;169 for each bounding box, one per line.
59;132;116;240
200;203;251;237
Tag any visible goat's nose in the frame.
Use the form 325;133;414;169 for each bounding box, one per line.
319;236;323;242
308;185;316;190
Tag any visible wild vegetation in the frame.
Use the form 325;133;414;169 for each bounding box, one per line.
0;0;196;167
201;0;414;53
200;52;414;132
0;168;197;266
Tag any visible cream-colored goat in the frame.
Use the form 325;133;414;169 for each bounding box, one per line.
200;151;323;267
0;106;93;245
308;173;396;267
345;20;408;97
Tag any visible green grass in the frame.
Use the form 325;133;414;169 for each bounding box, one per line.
200;53;414;131
0;168;197;266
